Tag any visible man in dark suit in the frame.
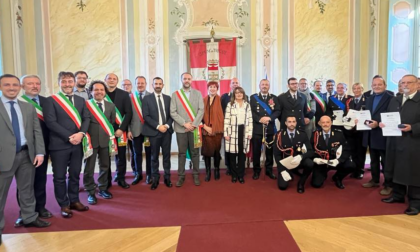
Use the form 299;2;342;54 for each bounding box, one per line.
343;83;367;179
250;79;280;180
142;77;174;190
0;74;51;246
121;79;136;172
127;76;152;185
362;75;394;196
14;75;52;227
321;79;337;103
104;73;133;189
43;71;90;218
274;115;314;193
326;83;353;126
278;77;314;132
83;81;116;205
311;115;355;189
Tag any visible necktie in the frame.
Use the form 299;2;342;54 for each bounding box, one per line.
355;98;359;104
290;133;294;142
262;95;266;101
293;94;297;101
9;101;22;152
97;102;103;112
32;98;38;105
158;95;166;125
324;133;330;146
339;97;342;101
66;95;73;104
139;93;143;103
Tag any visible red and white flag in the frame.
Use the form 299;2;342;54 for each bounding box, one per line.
189;38;237;98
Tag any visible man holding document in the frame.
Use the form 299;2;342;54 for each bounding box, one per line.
381;74;420;215
361;75;393;195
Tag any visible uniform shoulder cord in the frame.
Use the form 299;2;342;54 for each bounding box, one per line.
314;131;330;160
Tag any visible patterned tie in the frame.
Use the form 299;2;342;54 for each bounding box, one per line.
324;133;330;146
158;95;166;125
9;101;22;152
97;102;103;112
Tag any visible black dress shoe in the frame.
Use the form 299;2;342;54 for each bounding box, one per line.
14;217;23;227
332;176;345;189
132;175;141;185
164;179;173;188
38;209;53;219
151;182;159;190
118;180;130;189
350;172;364;180
98;190;113;199
404;207;420;215
145;176;152;184
297;184;305;194
252;172;260;180
24;218;51;228
88;194;97;205
382;197;405;204
238;177;245;184
266;172;277;180
232;177;237;183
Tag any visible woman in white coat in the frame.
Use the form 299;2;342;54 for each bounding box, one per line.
224;87;253;183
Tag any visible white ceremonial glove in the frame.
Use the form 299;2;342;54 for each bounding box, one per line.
328;159;339;167
313;158;325;165
281;170;292;182
302;144;307;154
335;146;343;160
291;155;302;165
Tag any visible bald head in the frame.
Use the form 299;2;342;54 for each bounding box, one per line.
105;73;119;91
230;78;240;91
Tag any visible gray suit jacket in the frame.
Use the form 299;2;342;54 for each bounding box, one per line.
0;100;45;172
129;90;151;138
170;88;204;133
87;101;116;148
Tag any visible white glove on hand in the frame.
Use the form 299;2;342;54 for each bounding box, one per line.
328;159;339;167
291;155;302;165
313;158;326;165
281;170;292;182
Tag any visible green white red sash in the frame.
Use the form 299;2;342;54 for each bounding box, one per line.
20;95;44;121
104;94;127;146
175;89;202;148
51;92;93;158
86;99;118;156
130;92;144;123
312;91;326;113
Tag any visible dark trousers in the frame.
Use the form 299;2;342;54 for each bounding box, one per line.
369;148;388;185
277;158;313;190
229;125;245;178
150;131;172;180
347;132;366;174
311;159;355;188
112;145;127;181
83;147;109;192
176;132;200;177
127;140;135;169
16;152;49;212
252;134;274;174
393;183;420;209
50;145;83;207
132;134;151;176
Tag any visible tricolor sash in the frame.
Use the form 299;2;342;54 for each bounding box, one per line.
329;96;345;110
51;92;93;158
20;95;44;121
129;92;150;146
176;89;203;148
86;99;118;156
311;91;326;113
104;94;127;146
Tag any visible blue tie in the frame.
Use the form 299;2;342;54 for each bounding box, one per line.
9;101;22;152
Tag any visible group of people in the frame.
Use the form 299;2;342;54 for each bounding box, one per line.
0;71;419;247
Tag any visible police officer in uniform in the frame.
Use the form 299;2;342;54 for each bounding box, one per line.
274;115;314;193
311;115;355;189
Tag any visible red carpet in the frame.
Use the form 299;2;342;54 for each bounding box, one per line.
176;221;300;252
3;169;405;235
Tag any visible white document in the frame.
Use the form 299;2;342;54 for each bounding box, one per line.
381;112;402;136
343;109;357;127
332;110;344;126
356;110;372;131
